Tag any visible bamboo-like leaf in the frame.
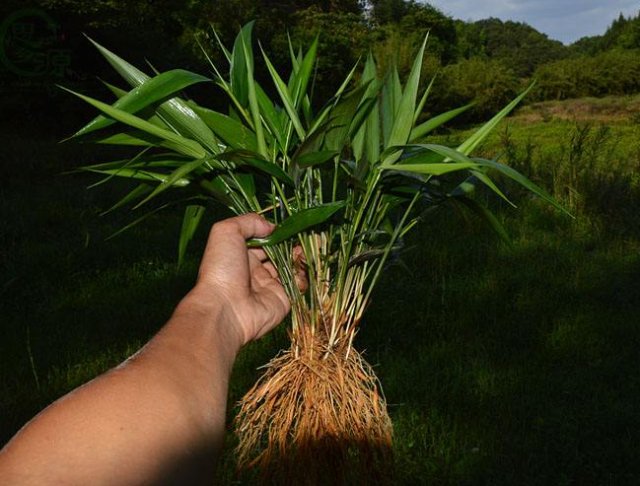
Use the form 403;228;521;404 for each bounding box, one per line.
414;74;434;124
381;70;397;147
382;162;478;176
409;103;474;142
294;151;338;168
247;201;346;247
255;83;285;149
199;176;234;207
82;167;190;186
100;79;128;98
95;132;155;146
75;70;210;137
261;46;305;140
353;52;380;165
473;158;571;215
217;149;294;185
135;158;208;208
62;87;207;159
178;205;206;267
323;83;371;152
383;35;428;164
87;37;219;153
230;21;254;107
101;183;153;215
384;143;514;205
188;102;258;152
241;38;268;158
289;36;318;109
458;84;534;156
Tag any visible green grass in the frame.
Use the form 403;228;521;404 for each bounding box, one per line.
2;100;640;484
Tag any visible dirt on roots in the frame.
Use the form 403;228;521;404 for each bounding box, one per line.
234;328;394;485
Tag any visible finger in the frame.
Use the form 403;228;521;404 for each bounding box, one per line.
248;247;268;262
292;245;306;263
262;261;279;279
226;213;275;240
294;265;308;293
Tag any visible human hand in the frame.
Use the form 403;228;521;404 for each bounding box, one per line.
192;213;306;348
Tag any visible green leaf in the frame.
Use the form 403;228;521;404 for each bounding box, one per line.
382;162;478;176
247;201;346;247
294;151;338;168
409;103;474;142
289;36;318;109
198;176;234;207
102;183;153;216
94;132;155;146
135;158;208;208
242;39;268;158
82;167;190;186
353;52;380;165
61;87;207;159
458;83;534;156
414;74;435;125
383;35;428;164
255;83;285;148
74;69;210;137
473;158;571;215
385;144;514;205
261;46;306;141
323;83;371;152
87;37;219;153
217;149;294;185
188;102;258;152
230;21;254;107
178;205;206;267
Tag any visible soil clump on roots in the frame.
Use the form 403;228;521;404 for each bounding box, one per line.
235;325;393;485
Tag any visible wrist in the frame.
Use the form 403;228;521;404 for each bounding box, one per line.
175;285;245;354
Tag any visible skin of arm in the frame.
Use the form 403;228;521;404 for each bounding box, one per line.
0;213;305;485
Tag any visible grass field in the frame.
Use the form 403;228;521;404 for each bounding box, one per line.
2;97;640;484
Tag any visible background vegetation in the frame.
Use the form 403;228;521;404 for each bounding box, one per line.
2;1;639;484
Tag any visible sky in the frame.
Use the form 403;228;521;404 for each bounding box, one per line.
422;0;640;44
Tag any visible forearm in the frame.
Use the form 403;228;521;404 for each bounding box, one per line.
0;288;241;485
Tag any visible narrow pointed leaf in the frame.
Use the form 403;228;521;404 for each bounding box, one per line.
101;183;153;215
135;158;208;207
178;205;206;267
188;102;258;152
458;83;534;156
82;167;190;186
382;162;478;176
295;150;338;168
473;158;571;215
383;35;427;164
409;103;474;142
87;37;219;153
290;36;318;108
230;21;254;107
247;201;346;247
75;69;210;137
217;149;294;185
414;75;435;124
62;87;207;159
261;46;305;140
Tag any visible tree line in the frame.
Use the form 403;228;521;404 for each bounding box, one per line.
5;0;640;124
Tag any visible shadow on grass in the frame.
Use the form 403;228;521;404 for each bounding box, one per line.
361;203;640;485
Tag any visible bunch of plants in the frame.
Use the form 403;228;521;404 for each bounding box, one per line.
66;23;564;484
